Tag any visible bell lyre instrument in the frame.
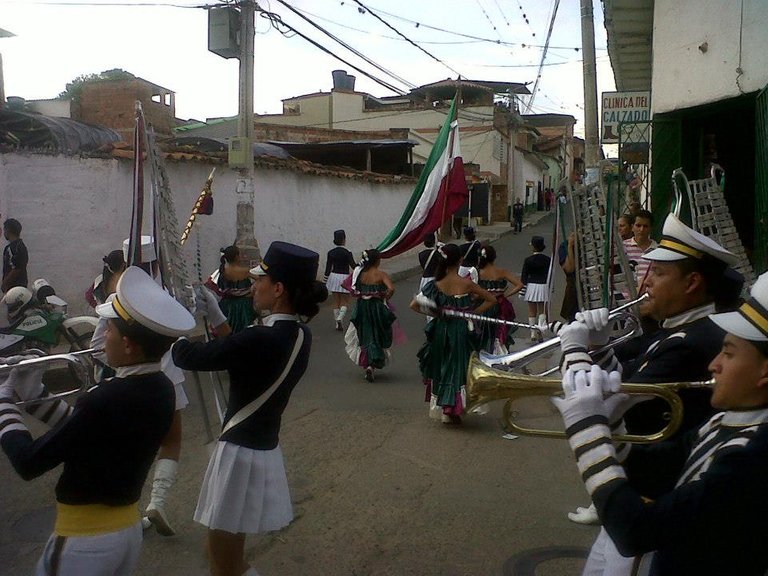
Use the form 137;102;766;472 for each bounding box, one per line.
465;355;715;444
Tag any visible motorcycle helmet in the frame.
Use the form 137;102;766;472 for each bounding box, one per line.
2;286;33;321
32;278;56;305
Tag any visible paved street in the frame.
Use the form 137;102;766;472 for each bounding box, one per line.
0;212;600;576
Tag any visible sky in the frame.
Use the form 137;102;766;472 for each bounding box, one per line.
0;0;616;138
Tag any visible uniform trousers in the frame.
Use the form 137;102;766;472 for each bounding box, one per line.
582;527;634;576
35;523;142;576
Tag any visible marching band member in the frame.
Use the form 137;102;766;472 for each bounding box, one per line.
172;241;327;576
553;270;768;575
521;235;551;341
322;229;356;331
412;243;496;425
0;266;194;576
90;236;191;536
344;249;397;383
476;244;524;354
417;232;441;292
561;213;740;571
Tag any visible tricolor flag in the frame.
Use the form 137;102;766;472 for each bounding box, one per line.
376;96;469;258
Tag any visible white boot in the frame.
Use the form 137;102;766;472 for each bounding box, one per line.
338;306;348;331
333;308;342;331
528;317;537;341
537;314;547;341
145;458;178;536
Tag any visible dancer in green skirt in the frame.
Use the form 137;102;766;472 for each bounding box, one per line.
411;243;496;424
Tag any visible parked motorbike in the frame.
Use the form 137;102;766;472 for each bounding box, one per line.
0;279;99;387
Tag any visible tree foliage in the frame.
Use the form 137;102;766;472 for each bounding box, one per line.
58;69;136;100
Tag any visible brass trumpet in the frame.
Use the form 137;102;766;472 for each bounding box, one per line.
0;349;99;407
466;355;715;444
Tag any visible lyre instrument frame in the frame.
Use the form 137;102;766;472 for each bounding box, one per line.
465;354;715;444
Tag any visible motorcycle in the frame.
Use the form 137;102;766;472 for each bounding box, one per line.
0;279;99;387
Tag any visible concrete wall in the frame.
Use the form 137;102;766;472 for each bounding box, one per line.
0;152;412;314
511;151;545;209
652;0;768;114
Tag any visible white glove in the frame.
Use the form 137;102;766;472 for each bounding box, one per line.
194;285;227;327
0;355;46;402
552;367;608;429
559;322;592;373
575;307;611;347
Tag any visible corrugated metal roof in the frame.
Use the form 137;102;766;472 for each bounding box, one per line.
0;110;120;153
603;0;654;91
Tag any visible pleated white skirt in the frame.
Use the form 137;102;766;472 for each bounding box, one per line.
194;441;293;534
523;282;549;303
326;272;350;293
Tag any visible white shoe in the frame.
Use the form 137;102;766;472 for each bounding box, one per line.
567;504;600;525
141;517;152;531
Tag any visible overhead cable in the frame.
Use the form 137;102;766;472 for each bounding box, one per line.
275;0;416;89
351;0;464;78
256;6;409;95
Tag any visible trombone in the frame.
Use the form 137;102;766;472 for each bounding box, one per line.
466;354;714;444
0;349;99;407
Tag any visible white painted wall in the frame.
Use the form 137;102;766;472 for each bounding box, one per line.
0;152;412;314
511;150;545;208
652;0;768;114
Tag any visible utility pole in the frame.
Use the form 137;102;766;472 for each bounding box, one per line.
234;0;260;266
580;0;600;168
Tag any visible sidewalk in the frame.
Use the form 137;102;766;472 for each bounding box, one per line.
385;210;553;282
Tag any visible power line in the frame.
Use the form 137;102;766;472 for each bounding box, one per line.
523;0;561;113
351;0;464;78
256;6;408;95
291;6;486;45
474;0;503;42
274;0;416;89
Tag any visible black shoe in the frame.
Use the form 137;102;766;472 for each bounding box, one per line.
364;367;374;382
335;320;343;331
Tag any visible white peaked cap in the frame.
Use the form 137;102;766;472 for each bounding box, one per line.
95;266;195;337
643;214;739;266
122;235;157;263
709;272;768;342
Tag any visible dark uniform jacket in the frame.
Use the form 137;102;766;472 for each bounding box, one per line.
324;247;356;277
2;237;28;289
418;248;440;278
521;252;550;284
0;366;174;505
595;408;768;575
619;304;723;438
173;315;311;450
459;241;481;268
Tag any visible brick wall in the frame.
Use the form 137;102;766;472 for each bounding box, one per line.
76;79;175;140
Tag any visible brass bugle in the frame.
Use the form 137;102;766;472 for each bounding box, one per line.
478;293;649;373
1;349;100;407
466;354;715;444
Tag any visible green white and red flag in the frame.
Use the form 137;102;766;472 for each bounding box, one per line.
376;96;468;258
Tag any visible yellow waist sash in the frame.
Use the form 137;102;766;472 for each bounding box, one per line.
55;502;140;537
